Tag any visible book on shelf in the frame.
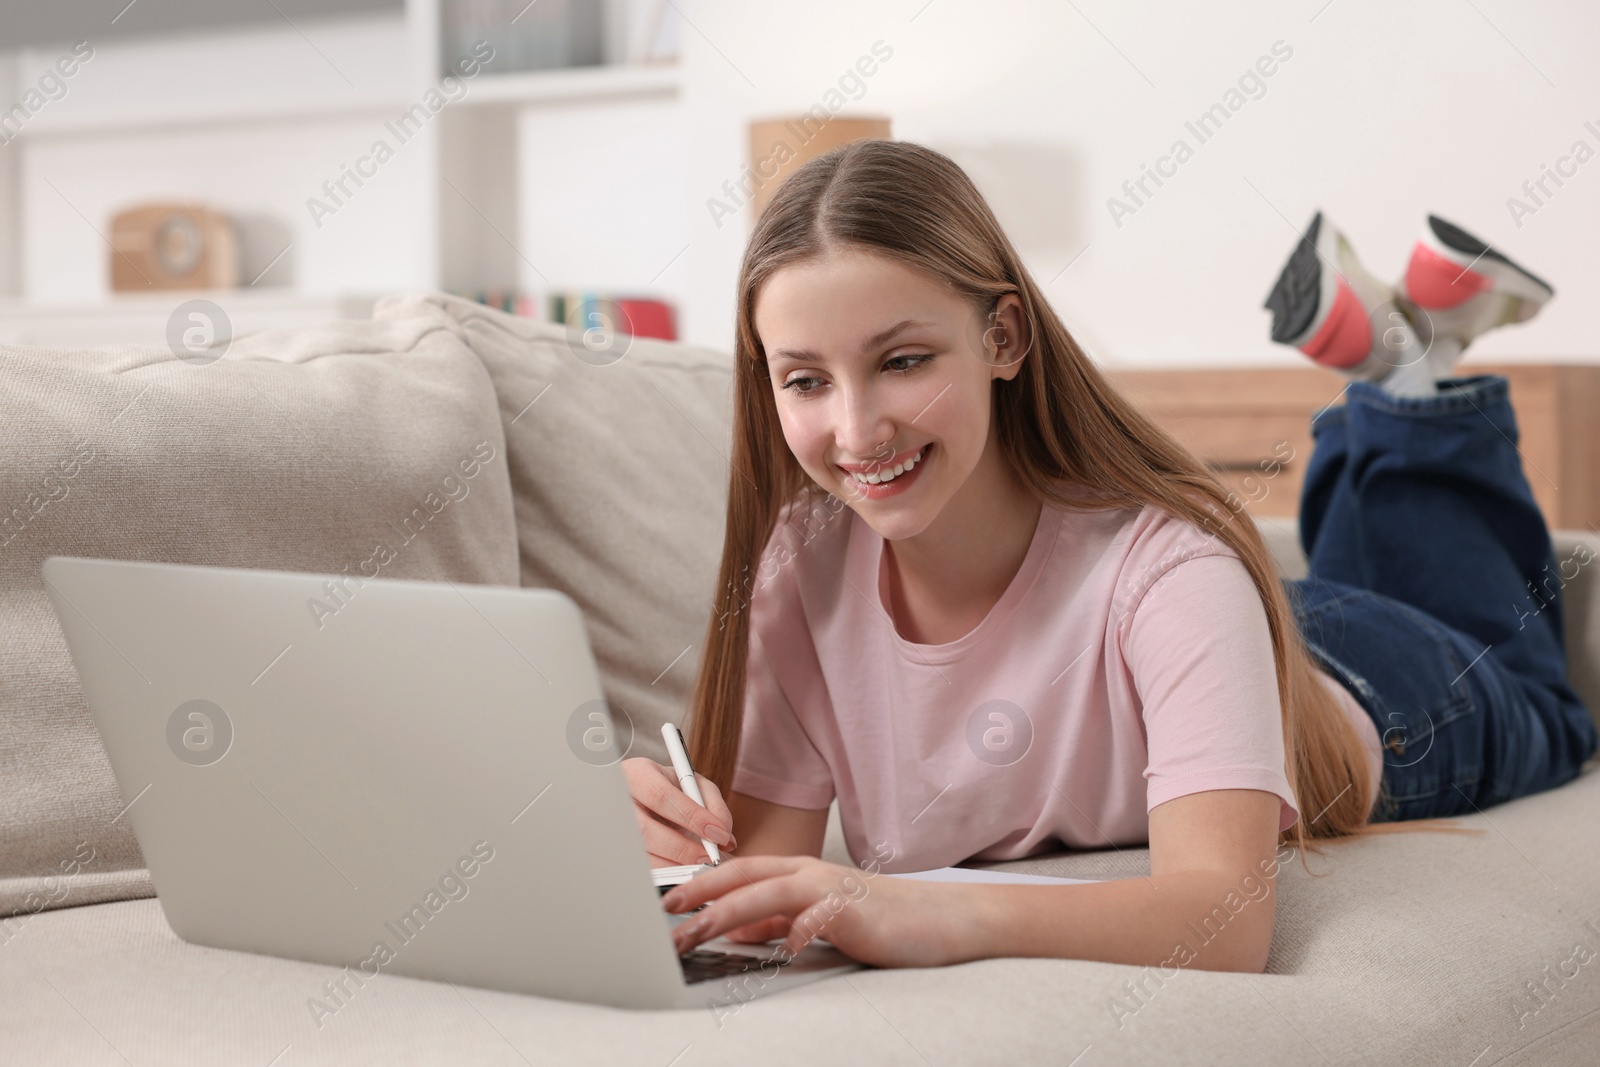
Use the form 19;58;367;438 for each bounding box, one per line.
450;288;539;318
550;290;676;341
449;288;677;342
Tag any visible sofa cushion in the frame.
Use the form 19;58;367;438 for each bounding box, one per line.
0;309;519;922
374;293;733;768
6;762;1597;1065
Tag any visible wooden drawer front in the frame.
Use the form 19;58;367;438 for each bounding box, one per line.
1154;412;1310;517
1105;364;1600;527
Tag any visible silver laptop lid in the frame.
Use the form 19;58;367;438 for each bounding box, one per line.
41;555;693;1009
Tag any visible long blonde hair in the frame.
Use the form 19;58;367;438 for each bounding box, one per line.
688;139;1475;864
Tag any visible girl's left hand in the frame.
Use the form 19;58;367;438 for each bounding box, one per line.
660;854;975;969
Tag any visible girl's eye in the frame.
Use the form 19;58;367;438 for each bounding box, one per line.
781;374;823;394
781;353;933;394
886;354;933;375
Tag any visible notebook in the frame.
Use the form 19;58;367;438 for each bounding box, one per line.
654;863;1099;891
654;863;713;890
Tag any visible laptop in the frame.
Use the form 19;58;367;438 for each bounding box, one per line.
41;555;860;1011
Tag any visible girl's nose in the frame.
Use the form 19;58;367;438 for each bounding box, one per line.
836;390;896;459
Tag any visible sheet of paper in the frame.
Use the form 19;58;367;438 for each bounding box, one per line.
886;866;1100;886
653;863;1101;891
652;863;712;888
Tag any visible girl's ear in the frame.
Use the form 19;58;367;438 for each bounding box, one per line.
982;293;1032;379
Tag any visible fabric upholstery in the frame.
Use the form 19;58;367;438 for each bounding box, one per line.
374;293;735;769
5;765;1597;1065
0;309;519;921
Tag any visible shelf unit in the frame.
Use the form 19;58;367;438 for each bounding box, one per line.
454;61;680;108
0;2;687;345
0;290;380;348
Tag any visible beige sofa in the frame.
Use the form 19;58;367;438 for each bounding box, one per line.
4;292;1598;1065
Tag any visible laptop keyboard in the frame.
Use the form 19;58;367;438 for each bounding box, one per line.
679;948;791;984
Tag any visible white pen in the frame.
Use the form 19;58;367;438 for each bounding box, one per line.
660;722;722;866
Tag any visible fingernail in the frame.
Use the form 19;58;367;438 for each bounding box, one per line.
706;824;733;847
662;890;682;910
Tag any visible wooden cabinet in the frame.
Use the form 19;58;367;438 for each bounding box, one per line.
1101;364;1600;530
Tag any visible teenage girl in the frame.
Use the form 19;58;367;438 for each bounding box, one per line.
623;140;1598;973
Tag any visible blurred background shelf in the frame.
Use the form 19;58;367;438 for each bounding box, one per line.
458;62;680;107
3;1;1599;363
0;291;379;347
0;0;686;344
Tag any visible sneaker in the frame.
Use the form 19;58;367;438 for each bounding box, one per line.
1263;211;1424;382
1399;215;1555;349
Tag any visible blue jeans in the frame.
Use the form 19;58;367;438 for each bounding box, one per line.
1281;374;1598;823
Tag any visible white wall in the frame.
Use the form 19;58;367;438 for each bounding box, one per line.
6;1;1596;366
675;0;1600;365
514;94;688;310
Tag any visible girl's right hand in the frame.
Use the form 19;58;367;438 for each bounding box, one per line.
622;756;737;868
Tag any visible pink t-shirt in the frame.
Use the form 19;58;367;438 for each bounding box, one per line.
730;487;1383;872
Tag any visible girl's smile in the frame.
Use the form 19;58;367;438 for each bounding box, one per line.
838;442;932;498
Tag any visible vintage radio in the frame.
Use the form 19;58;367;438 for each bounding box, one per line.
109;203;239;290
